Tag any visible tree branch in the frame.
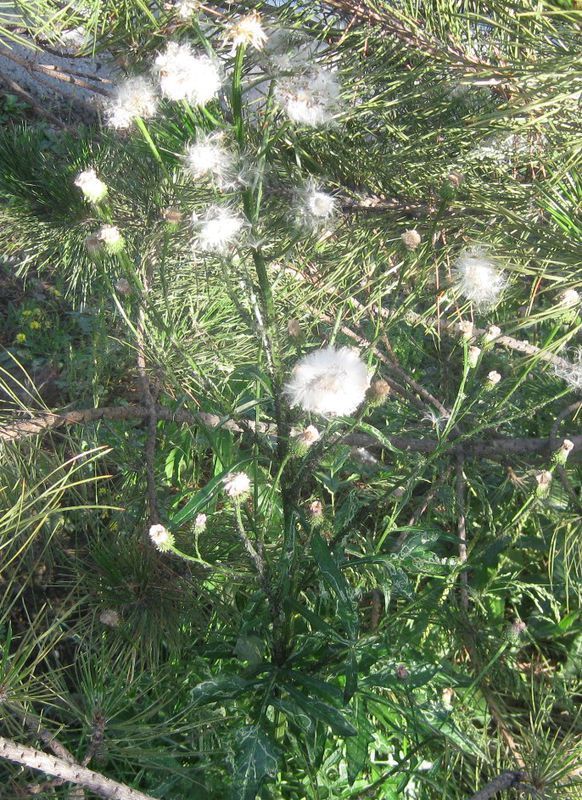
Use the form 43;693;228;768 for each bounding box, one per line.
0;735;157;800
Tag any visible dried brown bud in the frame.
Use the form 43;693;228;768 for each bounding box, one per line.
114;277;131;295
447;171;464;188
395;664;409;680
163;207;183;224
287;318;302;338
367;378;391;404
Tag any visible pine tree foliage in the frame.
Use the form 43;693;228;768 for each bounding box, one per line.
0;1;581;799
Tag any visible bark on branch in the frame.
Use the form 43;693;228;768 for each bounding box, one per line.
0;735;157;800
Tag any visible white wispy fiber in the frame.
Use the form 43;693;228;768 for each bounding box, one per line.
184;132;237;189
296;182;336;230
192;206;245;253
453;247;505;308
74;169;108;204
225;12;268;55
153;42;221;105
223;472;251;499
554;347;582;393
275;65;341;127
285;346;371;416
105;77;158;129
559;288;580;308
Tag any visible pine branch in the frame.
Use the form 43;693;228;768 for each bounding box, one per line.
466;771;525;800
0;735;157;800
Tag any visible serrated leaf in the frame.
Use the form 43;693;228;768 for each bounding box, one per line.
311;532;352;605
171;458;252;526
231;725;279;800
286;686;357;737
346;696;374;785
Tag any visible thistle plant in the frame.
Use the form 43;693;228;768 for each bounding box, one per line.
0;2;581;800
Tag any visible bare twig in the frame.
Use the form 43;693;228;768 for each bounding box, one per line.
466;770;525;800
0;735;157;800
0;74;72;130
2;405;581;461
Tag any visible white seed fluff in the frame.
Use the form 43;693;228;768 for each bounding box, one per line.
184;133;237;189
149;523;174;552
105;76;158;129
553;347;582;393
223;472;251;499
276;66;340;127
174;0;199;19
153;42;221;105
74;169;108;203
194;512;207;532
559;288;580;308
225;12;268;55
296;182;336;230
284;346;371;416
193;206;245;253
454;248;505;308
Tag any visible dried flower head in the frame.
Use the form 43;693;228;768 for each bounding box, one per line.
192;205;245;253
367;378;391;405
287;318;302;338
454;247;505;308
75;168;108;203
153;42;221;105
149;523;175;552
86;225;124;256
184;132;237;189
225;12;268;55
554;438;574;466
487;370;501;387
294;425;320;448
535;470;552;498
457;320;474;340
284;346;372;417
105;76;158;129
275;66;341;127
308;499;324;517
175;0;199;19
484;324;501;342
401;229;421;250
163;207;183;225
99;609;120;628
468;346;481;368
223;471;251;499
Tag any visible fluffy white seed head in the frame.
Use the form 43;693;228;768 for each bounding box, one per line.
487;370;501;386
454;247;505;308
457;320;474;340
468;346;481;367
485;324;501;342
275;66;341;127
223;471;251;499
175;0;199;19
153;42;221;105
192;206;245;253
559;288;580;308
75;169;108;203
225;12;268;55
296;182;336;230
105;76;158;129
184;132;237;189
149;523;175;552
284;346;372;416
98;225;124;253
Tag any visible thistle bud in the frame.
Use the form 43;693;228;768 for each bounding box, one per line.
367;378;391;406
223;471;251;500
484;324;501;343
447;171;464;188
149;523;175;552
163;207;183;225
395;664;409;681
308;499;324;519
468;346;481;368
506;619;527;642
97;225;124;255
194;512;207;533
457;320;474;340
554;438;574;466
558;288;580;309
486;370;501;388
535;470;552;498
291;425;320;455
401;229;421;251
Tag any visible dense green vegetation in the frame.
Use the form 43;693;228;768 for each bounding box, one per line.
0;2;580;799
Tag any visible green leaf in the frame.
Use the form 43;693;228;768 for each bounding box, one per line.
231;725;279;800
171;458;252;526
346;696;374;785
286;686;357;738
190;675;251;707
311;533;352;605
